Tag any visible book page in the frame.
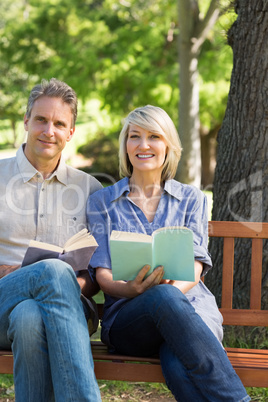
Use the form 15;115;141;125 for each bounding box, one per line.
110;231;152;243
64;228;89;249
65;234;98;252
27;240;62;253
152;227;195;281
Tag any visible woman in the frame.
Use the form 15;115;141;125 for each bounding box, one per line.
87;105;250;401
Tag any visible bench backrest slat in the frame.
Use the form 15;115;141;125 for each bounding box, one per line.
208;221;268;238
250;238;263;310
221;237;234;309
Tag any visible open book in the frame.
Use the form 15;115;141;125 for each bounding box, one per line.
22;228;98;272
110;226;195;281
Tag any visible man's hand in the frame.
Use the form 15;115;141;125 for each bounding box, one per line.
0;265;20;279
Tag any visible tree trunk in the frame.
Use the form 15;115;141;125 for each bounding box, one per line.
176;0;220;187
200;124;219;190
177;10;201;187
11;120;17;148
206;1;268;344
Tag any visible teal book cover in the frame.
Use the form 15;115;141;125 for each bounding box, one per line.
110;227;195;281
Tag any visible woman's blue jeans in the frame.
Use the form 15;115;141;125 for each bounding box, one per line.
0;259;101;402
109;285;250;402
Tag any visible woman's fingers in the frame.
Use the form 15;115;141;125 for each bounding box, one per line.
136;264;151;282
143;265;164;289
127;265;164;296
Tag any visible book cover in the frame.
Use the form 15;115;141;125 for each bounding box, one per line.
110;226;195;281
21;228;98;272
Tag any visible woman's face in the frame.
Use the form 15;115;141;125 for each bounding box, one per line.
126;124;168;175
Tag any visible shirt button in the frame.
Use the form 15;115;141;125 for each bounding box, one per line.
40;214;44;218
42;188;45;191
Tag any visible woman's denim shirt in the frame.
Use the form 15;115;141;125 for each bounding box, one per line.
87;178;223;347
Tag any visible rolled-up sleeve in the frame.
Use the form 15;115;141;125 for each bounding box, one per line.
87;190;112;270
187;192;212;275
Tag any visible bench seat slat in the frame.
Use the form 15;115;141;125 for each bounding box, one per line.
225;347;268;355
2;345;268;386
94;360;165;383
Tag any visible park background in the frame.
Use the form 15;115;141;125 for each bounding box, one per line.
0;0;267;400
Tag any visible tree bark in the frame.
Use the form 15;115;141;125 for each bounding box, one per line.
200;124;219;190
207;1;268;319
176;0;220;187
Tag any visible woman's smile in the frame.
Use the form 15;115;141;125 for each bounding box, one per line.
127;124;167;174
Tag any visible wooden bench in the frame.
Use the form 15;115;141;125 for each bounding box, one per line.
1;221;268;388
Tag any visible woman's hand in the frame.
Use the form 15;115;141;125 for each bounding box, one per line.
126;265;164;297
96;265;164;299
160;260;203;294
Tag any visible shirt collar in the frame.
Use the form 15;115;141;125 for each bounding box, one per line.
16;144;68;185
110;177;131;202
163;179;183;201
52;156;68;185
110;177;183;202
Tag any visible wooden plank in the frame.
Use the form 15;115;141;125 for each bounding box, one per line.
94;360;165;383
208;221;268;239
227;357;268;368
225;347;268;355
232;367;268;387
1;346;268;387
220;308;268;326
221;237;234;309
250;238;263;309
0;353;13;374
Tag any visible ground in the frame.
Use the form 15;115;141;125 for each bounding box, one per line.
0;383;176;402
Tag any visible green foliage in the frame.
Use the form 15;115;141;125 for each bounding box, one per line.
0;0;231;123
0;374;13;388
245;387;268;402
0;374;14;398
198;8;234;132
78;131;120;182
0;0;234;179
222;326;268;349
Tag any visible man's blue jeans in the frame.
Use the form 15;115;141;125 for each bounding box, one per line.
0;259;101;402
109;285;250;402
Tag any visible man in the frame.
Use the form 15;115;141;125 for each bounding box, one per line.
0;78;102;401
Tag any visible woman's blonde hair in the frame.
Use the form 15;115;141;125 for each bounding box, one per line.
119;105;182;182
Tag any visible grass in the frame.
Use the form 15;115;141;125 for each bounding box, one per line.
1;373;267;401
0;374;14;399
0;373;174;401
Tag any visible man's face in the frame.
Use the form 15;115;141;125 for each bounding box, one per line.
24;96;75;167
